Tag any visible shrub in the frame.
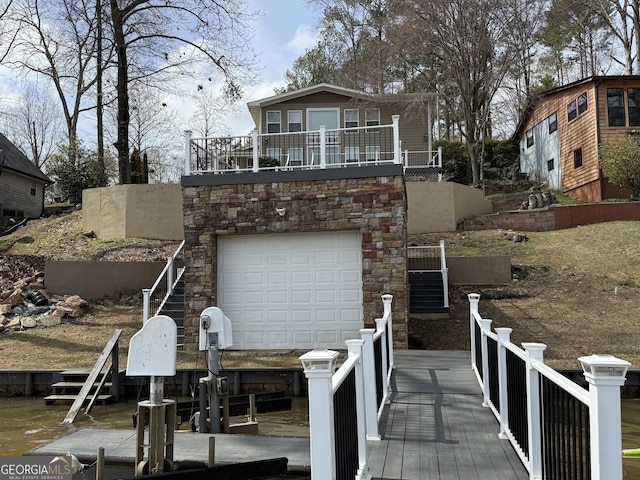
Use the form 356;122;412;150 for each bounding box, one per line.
599;137;640;198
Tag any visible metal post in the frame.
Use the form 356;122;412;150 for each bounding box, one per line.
184;130;192;175
252;130;259;173
166;256;174;294
479;318;492;407
375;318;389;404
440;240;449;309
495;328;512;439
300;350;339;480
523;342;547;480
96;447;104;480
580;354;631;480
149;376;163;405
359;328;380;440
142;289;150;324
345;339;371;480
319;125;327;169
381;294;394;371
468;293;481;371
208;332;221;433
392;115;401;164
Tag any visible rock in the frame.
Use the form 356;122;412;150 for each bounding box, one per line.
0;304;12;315
2;289;23;308
28;281;45;290
6;318;20;329
52;306;74;318
82;230;96;238
20;317;37;328
39;316;61;327
0;314;6;325
64;295;88;308
0;290;10;300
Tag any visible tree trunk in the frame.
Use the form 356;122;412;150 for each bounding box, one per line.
111;0;131;184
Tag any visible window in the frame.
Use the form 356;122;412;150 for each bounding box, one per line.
365;109;380;132
548;112;558;134
573;148;583;168
607;88;625;126
287;148;303;167
577;92;588;115
288;110;302;132
547;159;554;171
266;148;282;163
628;88;640;126
366;146;381;162
344;109;359;130
30;181;36;196
345;146;360;163
567;100;577;122
526;129;534;148
267;111;281;133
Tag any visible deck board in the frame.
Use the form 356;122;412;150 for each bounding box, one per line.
28;350;528;479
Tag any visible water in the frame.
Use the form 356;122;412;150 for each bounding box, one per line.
0;396;309;457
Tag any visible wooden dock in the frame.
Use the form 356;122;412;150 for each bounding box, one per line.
27;350;528;479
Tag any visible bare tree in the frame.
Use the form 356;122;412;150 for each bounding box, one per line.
397;0;521;185
189;88;234;138
0;83;64;167
0;0;17;62
8;0;108;161
107;0;257;184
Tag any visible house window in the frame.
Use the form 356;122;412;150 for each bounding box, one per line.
628;88;640;126
526;129;534;148
567;100;577;122
267;111;281;133
345;146;360;163
548;112;558;134
288;148;303;167
288;110;302;132
366;146;381;162
577;92;588;114
30;181;36;196
573;147;583;168
607;88;625;126
365;109;380;132
266;148;282;164
344;109;359;130
547;159;554;171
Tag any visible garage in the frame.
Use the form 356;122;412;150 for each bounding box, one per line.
217;230;363;350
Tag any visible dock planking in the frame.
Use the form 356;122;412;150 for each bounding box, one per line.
27;350;528;479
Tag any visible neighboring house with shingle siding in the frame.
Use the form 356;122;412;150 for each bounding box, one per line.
517;75;640;202
0;132;52;223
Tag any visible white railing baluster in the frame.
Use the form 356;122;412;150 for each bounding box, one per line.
251;130;259;173
184;130;192;176
468;293;481;372
495;327;512;439
392;115;401;164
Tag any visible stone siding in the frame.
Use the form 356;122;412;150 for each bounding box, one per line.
182;173;408;350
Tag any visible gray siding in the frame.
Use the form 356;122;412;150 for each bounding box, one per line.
520;117;561;190
0;170;46;218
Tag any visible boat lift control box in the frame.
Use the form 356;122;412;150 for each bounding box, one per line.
199;306;233;350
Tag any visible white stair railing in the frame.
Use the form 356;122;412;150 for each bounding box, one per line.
142;240;185;323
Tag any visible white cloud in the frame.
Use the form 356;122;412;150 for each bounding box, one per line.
286;24;320;57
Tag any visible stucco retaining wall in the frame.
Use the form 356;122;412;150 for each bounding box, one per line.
83;184;184;240
45;260;165;298
406;181;493;233
447;256;511;284
181;167;409;351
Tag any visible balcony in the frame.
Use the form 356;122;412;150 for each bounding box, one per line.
183;115;442;180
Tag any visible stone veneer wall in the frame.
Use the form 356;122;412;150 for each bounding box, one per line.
181;168;408;351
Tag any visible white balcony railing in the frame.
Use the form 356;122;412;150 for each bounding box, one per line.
184;115;442;178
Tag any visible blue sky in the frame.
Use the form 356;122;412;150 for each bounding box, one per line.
220;0;321;134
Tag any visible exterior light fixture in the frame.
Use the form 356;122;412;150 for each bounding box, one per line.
578;354;630;378
299;349;339;373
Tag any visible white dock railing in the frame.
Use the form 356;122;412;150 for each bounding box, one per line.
469;293;630;480
301;294;394;480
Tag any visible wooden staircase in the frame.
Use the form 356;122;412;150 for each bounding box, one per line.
159;277;185;349
44;329;122;423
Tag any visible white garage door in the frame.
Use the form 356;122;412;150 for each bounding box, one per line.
217;231;363;349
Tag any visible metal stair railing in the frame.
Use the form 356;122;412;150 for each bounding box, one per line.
142;240;185;323
407;240;449;309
